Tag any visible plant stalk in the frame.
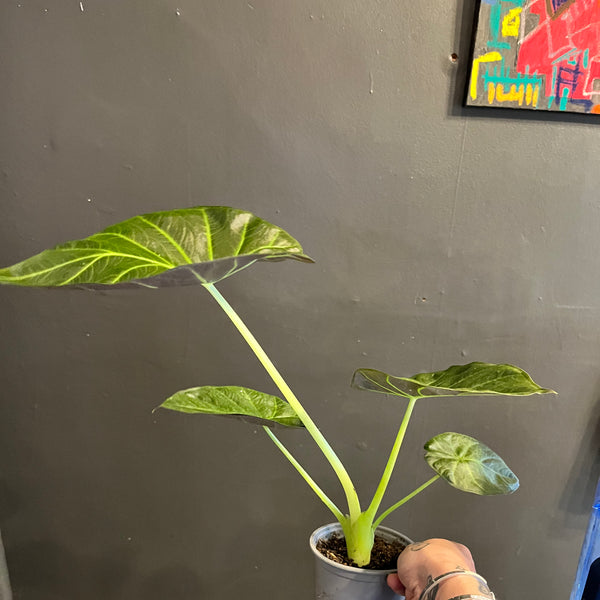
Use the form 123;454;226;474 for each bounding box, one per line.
263;426;345;523
365;396;418;521
202;282;361;520
373;475;441;529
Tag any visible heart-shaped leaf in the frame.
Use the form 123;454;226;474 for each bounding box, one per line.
352;362;554;399
424;432;519;495
0;206;312;288
159;385;304;428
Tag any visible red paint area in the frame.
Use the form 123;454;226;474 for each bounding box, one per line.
517;0;600;102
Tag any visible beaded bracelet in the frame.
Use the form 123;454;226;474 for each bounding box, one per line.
418;570;496;600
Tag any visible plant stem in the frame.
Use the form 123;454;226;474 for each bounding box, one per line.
365;396;418;521
263;426;345;523
373;475;441;529
202;282;361;520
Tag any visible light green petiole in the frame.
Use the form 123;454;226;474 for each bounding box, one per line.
263;426;345;523
364;396;418;522
202;282;362;521
373;475;441;529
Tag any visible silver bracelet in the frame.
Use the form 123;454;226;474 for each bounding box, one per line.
418;570;495;600
447;596;496;600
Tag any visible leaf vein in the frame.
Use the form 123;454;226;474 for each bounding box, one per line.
201;209;214;260
5;252;169;282
234;220;250;256
61;256;106;285
92;232;175;267
138;216;193;264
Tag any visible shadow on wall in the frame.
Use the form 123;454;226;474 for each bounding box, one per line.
559;393;600;522
0;530;12;600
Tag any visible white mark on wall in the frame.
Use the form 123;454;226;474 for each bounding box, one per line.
79;1;84;12
555;304;599;310
247;2;255;9
369;71;374;94
447;119;469;258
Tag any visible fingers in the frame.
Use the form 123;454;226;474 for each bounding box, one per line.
386;573;406;596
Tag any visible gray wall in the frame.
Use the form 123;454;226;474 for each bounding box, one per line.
0;1;597;598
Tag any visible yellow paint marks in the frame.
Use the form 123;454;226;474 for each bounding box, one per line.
470;51;503;99
502;8;522;38
486;82;541;107
496;83;525;103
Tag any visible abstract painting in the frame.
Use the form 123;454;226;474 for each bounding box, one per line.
466;0;600;114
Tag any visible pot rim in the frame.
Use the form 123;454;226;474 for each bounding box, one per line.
309;522;414;575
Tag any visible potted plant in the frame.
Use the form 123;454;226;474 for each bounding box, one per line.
0;206;554;599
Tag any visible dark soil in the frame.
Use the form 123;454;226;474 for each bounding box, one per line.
316;533;406;570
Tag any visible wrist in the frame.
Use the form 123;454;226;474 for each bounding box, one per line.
439;575;493;599
418;571;494;600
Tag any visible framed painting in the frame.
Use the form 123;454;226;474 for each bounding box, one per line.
466;0;600;114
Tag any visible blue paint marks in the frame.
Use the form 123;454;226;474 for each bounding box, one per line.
553;59;594;111
548;65;558;107
550;0;572;12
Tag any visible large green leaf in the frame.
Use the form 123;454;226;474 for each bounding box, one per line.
0;206;312;288
424;432;519;495
159;385;304;428
352;362;554;399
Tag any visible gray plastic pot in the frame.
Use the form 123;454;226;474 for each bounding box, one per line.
310;523;413;600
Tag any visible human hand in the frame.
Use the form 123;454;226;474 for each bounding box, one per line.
387;538;490;599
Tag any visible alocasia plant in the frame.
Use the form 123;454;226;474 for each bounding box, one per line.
0;206;554;566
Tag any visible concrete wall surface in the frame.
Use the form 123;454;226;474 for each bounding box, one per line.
0;1;598;598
